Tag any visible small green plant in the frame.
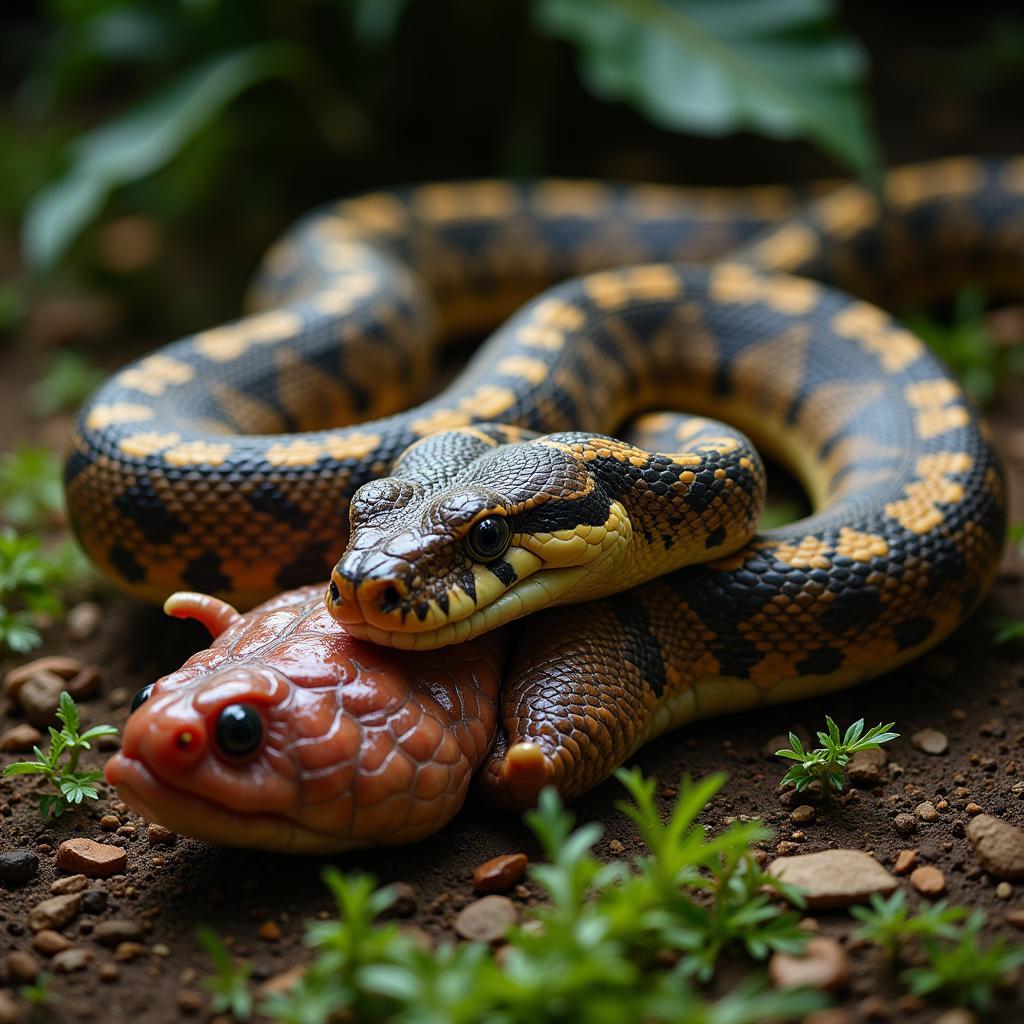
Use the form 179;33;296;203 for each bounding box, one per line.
0;527;94;654
198;927;254;1021
2;691;118;818
901;910;1024;1012
251;772;826;1024
776;717;898;800
851;891;967;961
0;446;64;528
30;349;105;416
18;972;54;1008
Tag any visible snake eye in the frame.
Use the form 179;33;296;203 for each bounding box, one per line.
130;684;154;714
214;703;264;759
465;516;511;563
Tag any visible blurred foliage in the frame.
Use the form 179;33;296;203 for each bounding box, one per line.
904;289;1024;407
536;0;877;176
30;349;106;416
4;0;877;279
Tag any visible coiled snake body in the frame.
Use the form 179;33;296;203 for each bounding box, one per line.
88;157;1015;851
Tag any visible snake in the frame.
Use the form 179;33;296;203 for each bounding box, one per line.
85;156;1015;851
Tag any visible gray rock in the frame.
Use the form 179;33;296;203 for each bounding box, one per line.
767;849;898;908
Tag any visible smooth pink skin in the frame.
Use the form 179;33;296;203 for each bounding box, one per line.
105;586;505;852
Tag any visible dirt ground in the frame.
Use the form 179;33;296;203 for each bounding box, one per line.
2;341;1024;1022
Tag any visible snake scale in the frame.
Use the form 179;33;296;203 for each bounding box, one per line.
87;157;1016;851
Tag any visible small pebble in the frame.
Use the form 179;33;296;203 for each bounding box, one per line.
996;881;1013;899
453;895;519;944
176;990;204;1014
52;947;91;973
0;850;39;887
389;882;418;917
32;930;71;956
0;991;19;1024
99;815;120;831
67;602;102;641
473;853;529;894
1005;909;1024;929
28;892;82;932
966;814;1024;878
259;965;305;997
258;921;282;942
915;801;939;823
5;950;40;984
911;728;949;755
93;920;143;947
934;1011;979;1024
17;670;68;728
50;873;88;895
894;849;919;875
64;665;102;699
893;813;917;836
790;805;816;825
56;837;127;878
98;961;120;983
0;724;43;752
910;865;946;896
965;802;983;815
4;656;82;698
147;823;176;846
608;839;625;855
114;942;146;962
81;889;109;915
152;943;170;957
769;936;849;992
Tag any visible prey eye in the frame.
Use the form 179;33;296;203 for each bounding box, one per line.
465;516;510;563
215;703;264;759
130;684;154;714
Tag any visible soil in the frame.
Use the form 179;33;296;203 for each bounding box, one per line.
6;6;1024;1021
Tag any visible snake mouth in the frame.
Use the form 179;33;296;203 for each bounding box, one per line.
105;754;359;854
333;566;590;649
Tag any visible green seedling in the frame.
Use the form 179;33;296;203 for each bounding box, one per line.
851;890;967;961
776;717;898;800
901;910;1024;1012
198;927;254;1021
249;771;826;1024
2;691;119;818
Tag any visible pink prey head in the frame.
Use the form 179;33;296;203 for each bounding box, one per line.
105;586;503;852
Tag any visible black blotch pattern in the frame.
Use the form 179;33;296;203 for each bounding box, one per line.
109;544;146;584
246;482;307;527
182;552;231;594
704;526;727;549
489;559;518;586
115;483;184;544
612;602;667;696
275;542;331;590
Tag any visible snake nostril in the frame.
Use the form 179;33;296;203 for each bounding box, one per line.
380;585;402;612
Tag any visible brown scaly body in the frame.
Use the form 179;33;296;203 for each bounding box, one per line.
84;158;1012;849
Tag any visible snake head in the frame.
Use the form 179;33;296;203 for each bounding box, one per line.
105;586;503;852
326;432;631;649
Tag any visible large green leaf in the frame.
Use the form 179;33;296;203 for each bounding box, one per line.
534;0;879;176
23;43;297;270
